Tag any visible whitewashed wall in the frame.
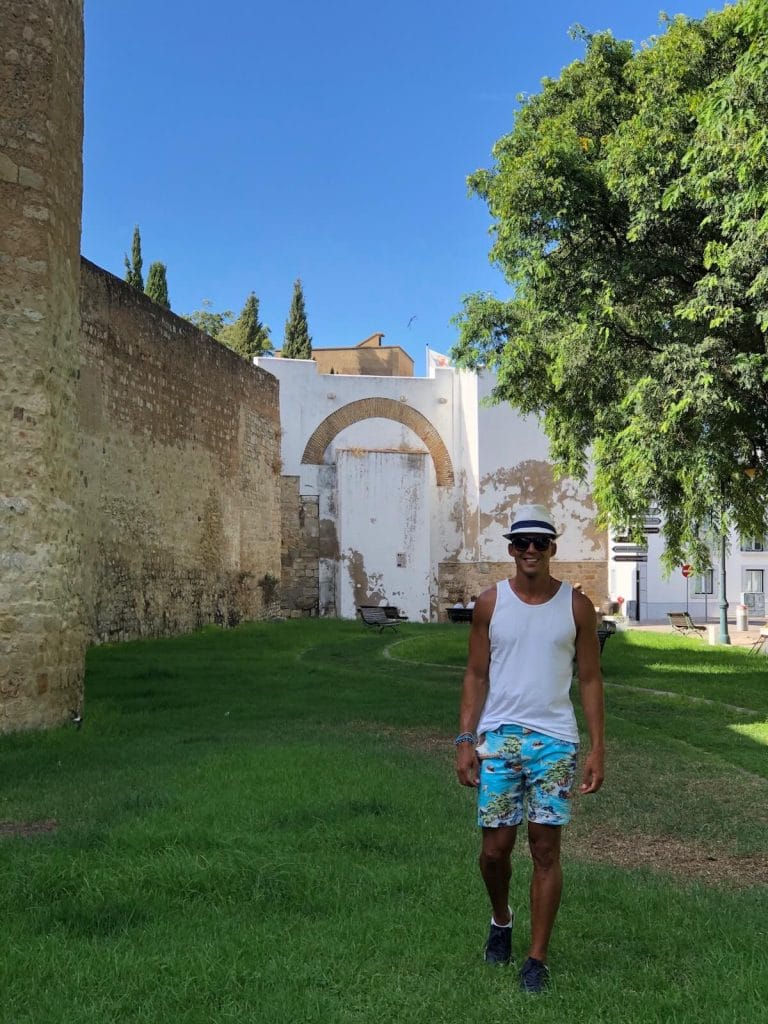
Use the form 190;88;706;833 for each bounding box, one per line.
336;449;431;620
475;373;601;563
256;356;603;619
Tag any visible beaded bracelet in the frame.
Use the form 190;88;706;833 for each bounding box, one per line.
454;732;477;746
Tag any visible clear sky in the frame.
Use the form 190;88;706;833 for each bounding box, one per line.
82;0;717;377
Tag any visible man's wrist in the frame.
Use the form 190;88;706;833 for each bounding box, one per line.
454;731;478;747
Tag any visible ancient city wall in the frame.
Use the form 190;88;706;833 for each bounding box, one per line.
0;0;86;733
78;260;282;642
280;477;320;616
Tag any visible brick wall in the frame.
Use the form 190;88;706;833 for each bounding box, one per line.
78;260;282;642
280;477;320;616
438;560;609;620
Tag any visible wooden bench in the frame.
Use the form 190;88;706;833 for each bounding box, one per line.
358;606;405;632
667;611;706;638
446;607;473;624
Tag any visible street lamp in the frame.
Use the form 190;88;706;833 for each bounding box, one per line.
719;464;759;645
718;529;730;645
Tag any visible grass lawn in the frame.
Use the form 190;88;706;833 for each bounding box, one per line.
2;620;767;1023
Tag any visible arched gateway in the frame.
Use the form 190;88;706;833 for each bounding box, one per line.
300;397;454;486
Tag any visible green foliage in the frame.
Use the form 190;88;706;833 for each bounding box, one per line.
455;2;768;570
144;261;170;309
282;278;312;358
225;291;273;358
123;224;144;290
182;299;235;340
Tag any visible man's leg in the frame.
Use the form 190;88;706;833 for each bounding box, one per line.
526;821;562;961
479;825;517;925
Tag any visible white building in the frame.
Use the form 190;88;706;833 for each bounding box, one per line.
610;525;767;623
256;354;607;621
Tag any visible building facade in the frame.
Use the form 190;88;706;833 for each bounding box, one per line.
257;355;608;621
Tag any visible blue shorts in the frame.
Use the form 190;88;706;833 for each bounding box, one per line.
476;725;579;828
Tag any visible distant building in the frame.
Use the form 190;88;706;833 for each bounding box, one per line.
276;332;414;377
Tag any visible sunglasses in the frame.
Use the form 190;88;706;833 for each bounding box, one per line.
509;535;552;553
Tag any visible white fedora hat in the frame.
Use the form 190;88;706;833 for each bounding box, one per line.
502;503;558;540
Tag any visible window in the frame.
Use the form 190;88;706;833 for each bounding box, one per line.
744;569;764;593
740;536;767;552
694;570;714;595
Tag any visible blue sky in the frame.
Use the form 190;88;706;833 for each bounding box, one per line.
82;0;717;377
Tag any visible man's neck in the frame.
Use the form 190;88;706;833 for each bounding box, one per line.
510;572;560;604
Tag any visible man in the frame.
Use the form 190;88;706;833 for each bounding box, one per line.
455;503;604;994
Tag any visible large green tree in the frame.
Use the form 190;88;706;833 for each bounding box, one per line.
224;292;272;358
124;225;144;290
454;1;768;568
282;279;312;359
182;300;235;340
144;261;171;309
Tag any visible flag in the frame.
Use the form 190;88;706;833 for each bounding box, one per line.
427;347;452;377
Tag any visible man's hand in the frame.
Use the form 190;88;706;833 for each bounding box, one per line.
456;743;480;788
579;748;605;794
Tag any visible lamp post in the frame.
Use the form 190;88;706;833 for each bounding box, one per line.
718;529;730;645
718;465;758;645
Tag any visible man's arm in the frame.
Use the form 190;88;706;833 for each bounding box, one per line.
573;592;605;794
455;587;494;788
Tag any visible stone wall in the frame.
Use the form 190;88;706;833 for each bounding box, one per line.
438;559;609;620
0;1;87;733
280;476;320;616
78;260;282;642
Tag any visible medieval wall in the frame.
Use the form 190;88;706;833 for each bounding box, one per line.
0;0;87;733
280;476;320;616
78;260;282;642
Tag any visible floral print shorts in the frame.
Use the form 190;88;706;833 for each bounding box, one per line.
476;724;579;828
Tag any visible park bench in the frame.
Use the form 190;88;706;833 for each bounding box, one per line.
446;607;473;624
667;611;706;638
358;606;406;632
749;627;768;655
596;622;615;654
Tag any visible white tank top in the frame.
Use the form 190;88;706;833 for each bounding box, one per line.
477;579;578;743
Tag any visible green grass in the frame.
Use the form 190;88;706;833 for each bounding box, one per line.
1;620;767;1023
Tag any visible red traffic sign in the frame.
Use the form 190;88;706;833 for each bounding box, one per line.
681;564;694;578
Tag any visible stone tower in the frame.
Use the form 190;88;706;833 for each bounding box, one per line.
0;0;86;731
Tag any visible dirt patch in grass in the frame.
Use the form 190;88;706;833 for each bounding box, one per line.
0;819;58;839
351;723;768;888
570;827;768;889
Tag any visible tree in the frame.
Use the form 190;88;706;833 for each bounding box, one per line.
282;279;312;359
226;292;272;358
124;225;144;290
454;2;768;570
144;261;171;309
182;299;234;339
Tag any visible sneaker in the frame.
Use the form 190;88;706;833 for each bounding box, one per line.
483;914;514;965
519;956;549;993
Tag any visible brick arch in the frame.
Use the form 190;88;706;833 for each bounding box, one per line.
301;398;454;486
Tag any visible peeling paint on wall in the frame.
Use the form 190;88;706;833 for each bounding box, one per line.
344;549;388;608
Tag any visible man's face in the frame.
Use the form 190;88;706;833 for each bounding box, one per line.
508;534;556;577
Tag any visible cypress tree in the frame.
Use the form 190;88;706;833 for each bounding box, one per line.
231;292;272;358
282;279;312;359
145;261;171;309
124;225;144;290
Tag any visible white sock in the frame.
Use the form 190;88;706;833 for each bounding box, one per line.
491;908;513;928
